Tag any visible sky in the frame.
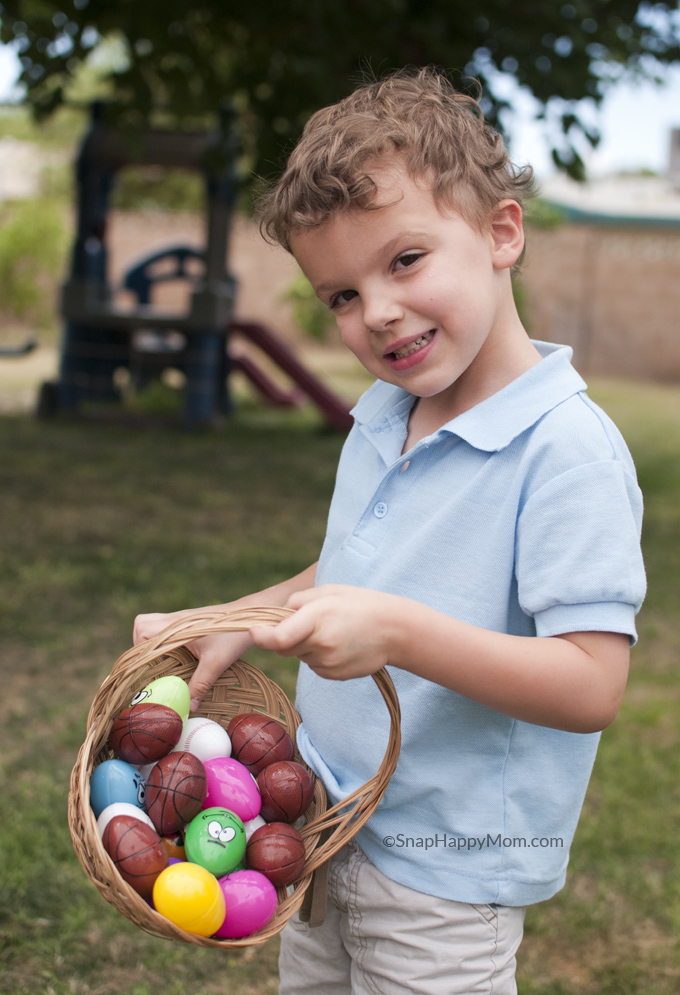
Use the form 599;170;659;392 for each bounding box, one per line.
0;43;679;181
504;65;680;178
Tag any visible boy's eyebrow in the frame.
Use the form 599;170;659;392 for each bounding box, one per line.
313;230;431;293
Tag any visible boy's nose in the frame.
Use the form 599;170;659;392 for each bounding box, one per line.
362;293;403;332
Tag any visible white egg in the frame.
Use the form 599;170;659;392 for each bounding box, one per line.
172;716;232;763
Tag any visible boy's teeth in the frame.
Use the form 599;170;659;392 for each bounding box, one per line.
392;330;434;360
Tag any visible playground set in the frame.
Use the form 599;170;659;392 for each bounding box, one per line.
36;103;352;431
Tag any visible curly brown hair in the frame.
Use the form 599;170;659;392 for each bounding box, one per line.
257;67;535;253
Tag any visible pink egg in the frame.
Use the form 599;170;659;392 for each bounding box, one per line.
213;869;278;938
202;757;261;823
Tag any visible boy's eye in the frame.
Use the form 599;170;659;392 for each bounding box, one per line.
395;252;423;270
329;289;358;309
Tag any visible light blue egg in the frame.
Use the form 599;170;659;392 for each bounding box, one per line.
90;759;146;818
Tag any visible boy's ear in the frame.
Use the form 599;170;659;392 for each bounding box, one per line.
490;199;524;270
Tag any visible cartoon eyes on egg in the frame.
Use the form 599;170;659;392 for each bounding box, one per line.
131;689;150;705
207;821;236;844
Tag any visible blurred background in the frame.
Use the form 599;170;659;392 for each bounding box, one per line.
0;3;679;994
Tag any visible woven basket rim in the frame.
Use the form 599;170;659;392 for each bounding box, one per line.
68;605;401;948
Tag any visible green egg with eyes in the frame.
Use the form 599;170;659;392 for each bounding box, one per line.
130;676;190;722
184;807;246;877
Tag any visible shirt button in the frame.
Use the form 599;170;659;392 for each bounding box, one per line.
401;460;410;472
373;502;388;518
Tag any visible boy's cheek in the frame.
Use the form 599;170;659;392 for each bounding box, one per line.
337;325;369;362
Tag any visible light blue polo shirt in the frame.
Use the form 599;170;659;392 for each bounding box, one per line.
295;341;646;907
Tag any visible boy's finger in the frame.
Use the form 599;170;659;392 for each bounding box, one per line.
286;584;344;610
250;612;316;655
286;589;315;610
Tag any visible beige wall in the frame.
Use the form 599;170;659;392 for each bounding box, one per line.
522;224;680;381
105;211;680;382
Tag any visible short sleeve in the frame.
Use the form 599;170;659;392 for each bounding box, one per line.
515;459;646;642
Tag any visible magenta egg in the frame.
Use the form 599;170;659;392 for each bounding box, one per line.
202;757;261;823
213;869;278;938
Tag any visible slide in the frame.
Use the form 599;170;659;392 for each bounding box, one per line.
230;320;353;431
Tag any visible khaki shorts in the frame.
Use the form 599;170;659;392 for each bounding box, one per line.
279;840;526;995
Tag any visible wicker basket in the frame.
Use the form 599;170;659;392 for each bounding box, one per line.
68;606;401;948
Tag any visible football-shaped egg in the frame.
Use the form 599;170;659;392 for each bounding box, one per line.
245;822;306;887
102;814;168;897
228;713;294;774
109;702;183;766
145;751;206;835
256;760;314;823
96;801;156;838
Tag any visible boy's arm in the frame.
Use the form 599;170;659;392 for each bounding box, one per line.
133;562;317;710
250;584;630;734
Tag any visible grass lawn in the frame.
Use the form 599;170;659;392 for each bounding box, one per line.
0;379;678;995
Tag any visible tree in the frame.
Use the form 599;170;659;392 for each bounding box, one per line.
1;0;679;181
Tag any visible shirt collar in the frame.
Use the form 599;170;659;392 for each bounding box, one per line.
351;341;587;454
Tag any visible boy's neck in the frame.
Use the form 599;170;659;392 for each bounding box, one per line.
402;327;541;454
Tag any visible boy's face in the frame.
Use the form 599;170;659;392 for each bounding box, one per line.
290;160;529;416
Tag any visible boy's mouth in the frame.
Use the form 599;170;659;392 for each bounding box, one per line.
387;330;435;361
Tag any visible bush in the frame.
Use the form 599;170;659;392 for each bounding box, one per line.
111;166;205;211
0;197;68;328
525;198;566;229
283;270;335;341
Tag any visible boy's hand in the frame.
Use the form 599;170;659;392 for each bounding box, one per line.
250;585;396;681
132;563;320;708
133;610;252;712
133;611;185;645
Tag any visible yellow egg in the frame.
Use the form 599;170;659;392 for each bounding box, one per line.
153;862;226;936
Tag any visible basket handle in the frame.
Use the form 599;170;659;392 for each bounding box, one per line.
92;605;402;873
88;607;300;730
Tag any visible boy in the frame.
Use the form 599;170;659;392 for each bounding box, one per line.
135;69;645;994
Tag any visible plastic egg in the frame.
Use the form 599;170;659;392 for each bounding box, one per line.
131;676;190;722
103;815;168;898
135;761;157;782
97;801;156;838
213;869;278;938
90;759;146;818
243;814;266;841
184;807;246;877
173;716;231;762
153;862;226;936
160;830;186;862
202;757;261;822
